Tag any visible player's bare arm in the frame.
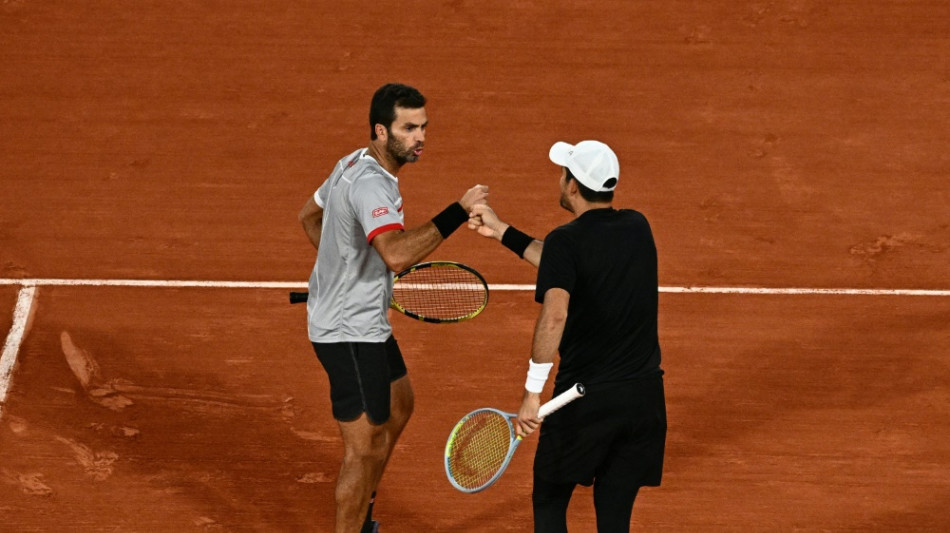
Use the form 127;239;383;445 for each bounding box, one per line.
468;204;544;267
298;196;324;250
373;184;489;272
516;287;569;437
371;225;442;273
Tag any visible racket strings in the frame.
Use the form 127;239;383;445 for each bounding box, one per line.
446;411;513;490
393;266;487;320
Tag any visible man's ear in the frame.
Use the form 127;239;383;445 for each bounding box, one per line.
374;123;388;141
567;178;580;196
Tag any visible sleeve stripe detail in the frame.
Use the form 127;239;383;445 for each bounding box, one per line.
367;223;404;243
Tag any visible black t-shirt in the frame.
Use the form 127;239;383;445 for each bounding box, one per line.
535;208;662;393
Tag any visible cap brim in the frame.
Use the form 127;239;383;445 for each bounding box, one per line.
548;141;574;166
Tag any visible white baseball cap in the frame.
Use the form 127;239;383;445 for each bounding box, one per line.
548;140;620;192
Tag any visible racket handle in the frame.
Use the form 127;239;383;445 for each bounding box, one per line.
538;383;585;419
289;291;309;304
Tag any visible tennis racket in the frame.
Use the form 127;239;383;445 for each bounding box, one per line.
444;383;586;493
289;261;489;324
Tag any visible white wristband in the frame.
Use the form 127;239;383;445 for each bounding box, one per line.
525;359;554;393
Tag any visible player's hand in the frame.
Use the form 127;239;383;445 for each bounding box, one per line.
467;203;509;241
515;391;542;438
459;184;489;212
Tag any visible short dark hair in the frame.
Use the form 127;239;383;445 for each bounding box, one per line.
369;83;426;140
565;168;614;203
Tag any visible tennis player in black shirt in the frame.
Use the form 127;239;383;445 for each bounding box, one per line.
468;140;666;532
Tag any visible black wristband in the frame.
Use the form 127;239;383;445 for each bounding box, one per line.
501;226;534;258
431;202;468;239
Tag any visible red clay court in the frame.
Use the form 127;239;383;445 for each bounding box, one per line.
2;2;948;531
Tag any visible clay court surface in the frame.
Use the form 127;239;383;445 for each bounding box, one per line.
2;2;948;532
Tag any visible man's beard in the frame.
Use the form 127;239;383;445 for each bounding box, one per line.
559;190;574;213
387;135;421;165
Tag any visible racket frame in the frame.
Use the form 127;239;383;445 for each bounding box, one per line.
444;407;521;493
444;383;586;493
289;261;489;324
389;261;489;323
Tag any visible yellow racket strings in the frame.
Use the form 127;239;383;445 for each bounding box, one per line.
446;411;513;489
393;265;486;320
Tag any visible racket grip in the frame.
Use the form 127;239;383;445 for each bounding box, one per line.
538;383;585;419
289;291;309;304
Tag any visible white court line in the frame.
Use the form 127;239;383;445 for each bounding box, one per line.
0;278;304;289
0;278;948;296
656;286;950;296
1;286;37;415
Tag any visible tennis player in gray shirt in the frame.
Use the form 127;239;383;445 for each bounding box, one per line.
298;83;487;533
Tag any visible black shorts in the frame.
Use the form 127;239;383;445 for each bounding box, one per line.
311;335;408;425
534;373;666;488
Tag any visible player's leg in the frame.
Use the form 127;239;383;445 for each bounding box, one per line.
355;375;412;532
589;425;640;533
592;375;666;533
372;336;413;488
336;415;389;533
532;477;575;533
374;374;414;488
353;336;412;531
312;340;397;533
592;479;639;533
359;337;413;531
531;396;598;533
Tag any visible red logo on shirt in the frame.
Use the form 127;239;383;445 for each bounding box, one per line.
372;207;389;218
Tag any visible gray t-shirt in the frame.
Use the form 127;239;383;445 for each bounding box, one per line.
307;148;404;342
